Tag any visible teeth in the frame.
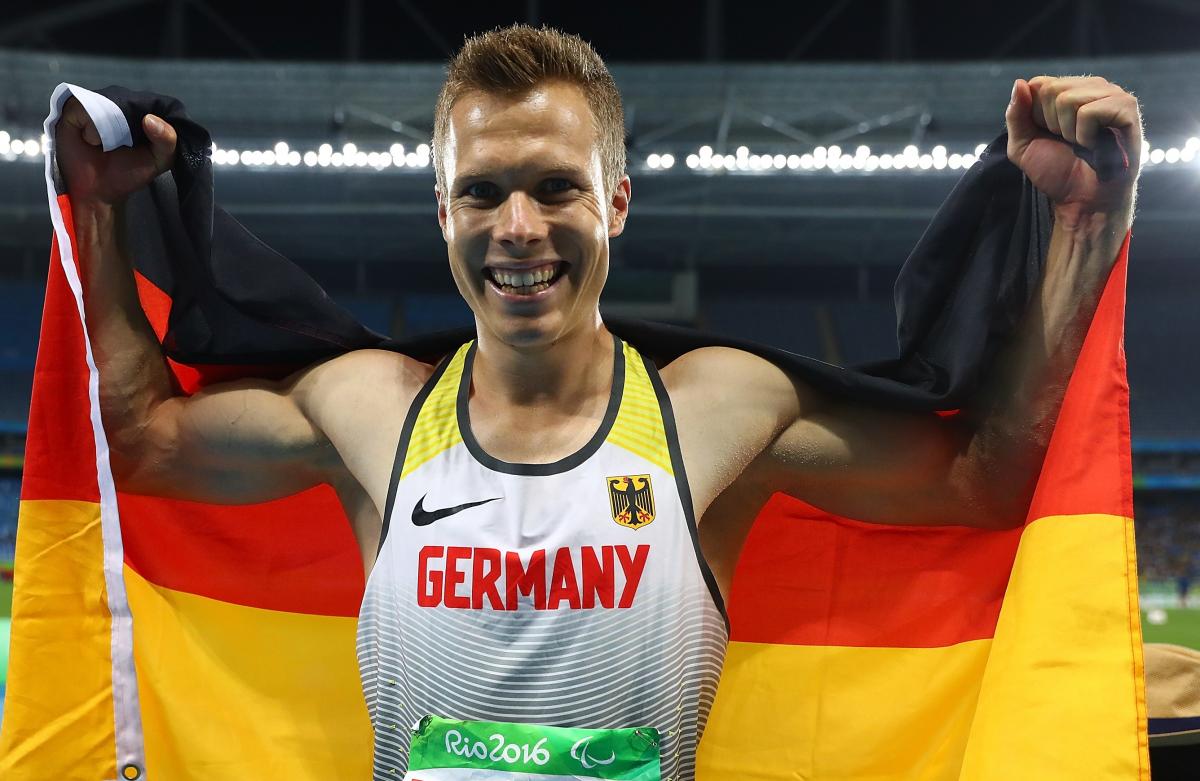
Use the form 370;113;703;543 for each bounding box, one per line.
490;264;559;290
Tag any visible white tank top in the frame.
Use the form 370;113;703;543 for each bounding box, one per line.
356;335;728;781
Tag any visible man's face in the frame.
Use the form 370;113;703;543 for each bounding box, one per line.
437;81;631;348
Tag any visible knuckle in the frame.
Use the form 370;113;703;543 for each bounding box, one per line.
1061;91;1090;109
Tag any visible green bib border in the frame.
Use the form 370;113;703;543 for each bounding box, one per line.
407;716;662;781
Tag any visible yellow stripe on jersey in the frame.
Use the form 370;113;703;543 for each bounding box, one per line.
401;342;470;477
608;342;673;475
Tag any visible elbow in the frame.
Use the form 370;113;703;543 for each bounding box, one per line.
956;428;1046;531
972;472;1037;531
984;495;1031;530
106;427;155;490
950;452;1035;531
107;441;145;486
102;405;173;493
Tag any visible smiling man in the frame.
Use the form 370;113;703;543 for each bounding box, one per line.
59;24;1141;781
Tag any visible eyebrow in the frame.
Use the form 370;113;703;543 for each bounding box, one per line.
453;162;591;184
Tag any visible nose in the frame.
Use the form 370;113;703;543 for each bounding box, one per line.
493;191;547;251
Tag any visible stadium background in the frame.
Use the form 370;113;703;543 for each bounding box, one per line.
0;0;1197;740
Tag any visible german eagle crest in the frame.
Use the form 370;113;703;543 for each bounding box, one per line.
607;475;655;530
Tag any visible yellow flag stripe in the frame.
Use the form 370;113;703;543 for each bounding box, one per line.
698;639;993;780
0;499;117;780
958;512;1148;780
122;566;372;779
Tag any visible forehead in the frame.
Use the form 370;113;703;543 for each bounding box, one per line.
444;82;600;180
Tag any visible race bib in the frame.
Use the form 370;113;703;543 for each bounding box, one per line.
404;715;661;781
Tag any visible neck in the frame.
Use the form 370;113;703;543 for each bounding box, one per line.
472;316;614;411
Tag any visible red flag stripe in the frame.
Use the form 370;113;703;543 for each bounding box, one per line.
118;487;365;617
729;493;1022;648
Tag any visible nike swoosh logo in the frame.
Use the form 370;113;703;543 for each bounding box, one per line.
411;494;502;526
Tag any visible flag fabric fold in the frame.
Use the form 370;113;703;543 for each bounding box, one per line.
0;83;1146;780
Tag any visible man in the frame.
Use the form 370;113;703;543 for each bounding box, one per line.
58;24;1140;781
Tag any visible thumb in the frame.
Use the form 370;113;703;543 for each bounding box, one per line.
1005;79;1038;165
142;114;178;175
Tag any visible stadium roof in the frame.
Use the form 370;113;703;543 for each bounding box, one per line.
4;0;1200;64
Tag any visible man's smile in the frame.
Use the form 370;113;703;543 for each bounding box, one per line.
483;260;571;298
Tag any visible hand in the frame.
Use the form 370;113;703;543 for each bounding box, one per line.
1005;76;1142;222
55;96;177;209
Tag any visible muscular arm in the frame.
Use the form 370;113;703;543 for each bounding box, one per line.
73;191;324;501
769;215;1124;528
65;101;425;507
668;76;1140;531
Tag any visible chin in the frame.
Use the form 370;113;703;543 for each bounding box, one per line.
485;313;573;349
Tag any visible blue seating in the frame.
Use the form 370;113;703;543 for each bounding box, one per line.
401;294;475;338
1126;288;1200;439
701;299;826;358
335;295;396;336
0;283;43;372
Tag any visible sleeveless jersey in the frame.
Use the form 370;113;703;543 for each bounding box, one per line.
356;335;729;781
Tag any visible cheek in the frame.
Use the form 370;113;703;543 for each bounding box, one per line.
446;218;490;269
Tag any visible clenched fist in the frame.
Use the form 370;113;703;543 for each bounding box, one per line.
55;96;178;209
1005;76;1142;223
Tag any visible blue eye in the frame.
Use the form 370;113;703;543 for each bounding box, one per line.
543;178;573;193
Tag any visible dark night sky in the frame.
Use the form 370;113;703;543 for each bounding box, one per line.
8;0;1200;63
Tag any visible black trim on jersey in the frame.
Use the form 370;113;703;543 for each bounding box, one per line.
641;352;731;632
457;333;626;477
378;355;455;556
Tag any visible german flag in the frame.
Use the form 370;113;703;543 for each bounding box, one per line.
0;84;1146;780
699;232;1144;779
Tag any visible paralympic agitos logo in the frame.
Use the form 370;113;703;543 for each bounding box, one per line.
416;544;651;610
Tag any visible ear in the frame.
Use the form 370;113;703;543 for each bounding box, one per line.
607;176;632;239
435;187;449;242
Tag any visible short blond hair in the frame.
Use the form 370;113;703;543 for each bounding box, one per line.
433;24;626;196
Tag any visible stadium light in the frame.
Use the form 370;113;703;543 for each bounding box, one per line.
3;123;1194;177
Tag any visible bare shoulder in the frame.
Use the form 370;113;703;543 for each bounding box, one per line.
286;348;434;459
287;348;437;505
659;345;807;414
657;346;811;519
288;348;434;414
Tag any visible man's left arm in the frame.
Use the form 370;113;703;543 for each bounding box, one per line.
949;76;1141;525
684;76;1141;531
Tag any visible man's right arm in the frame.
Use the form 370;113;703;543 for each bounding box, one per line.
62;98;419;506
77;198;349;503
